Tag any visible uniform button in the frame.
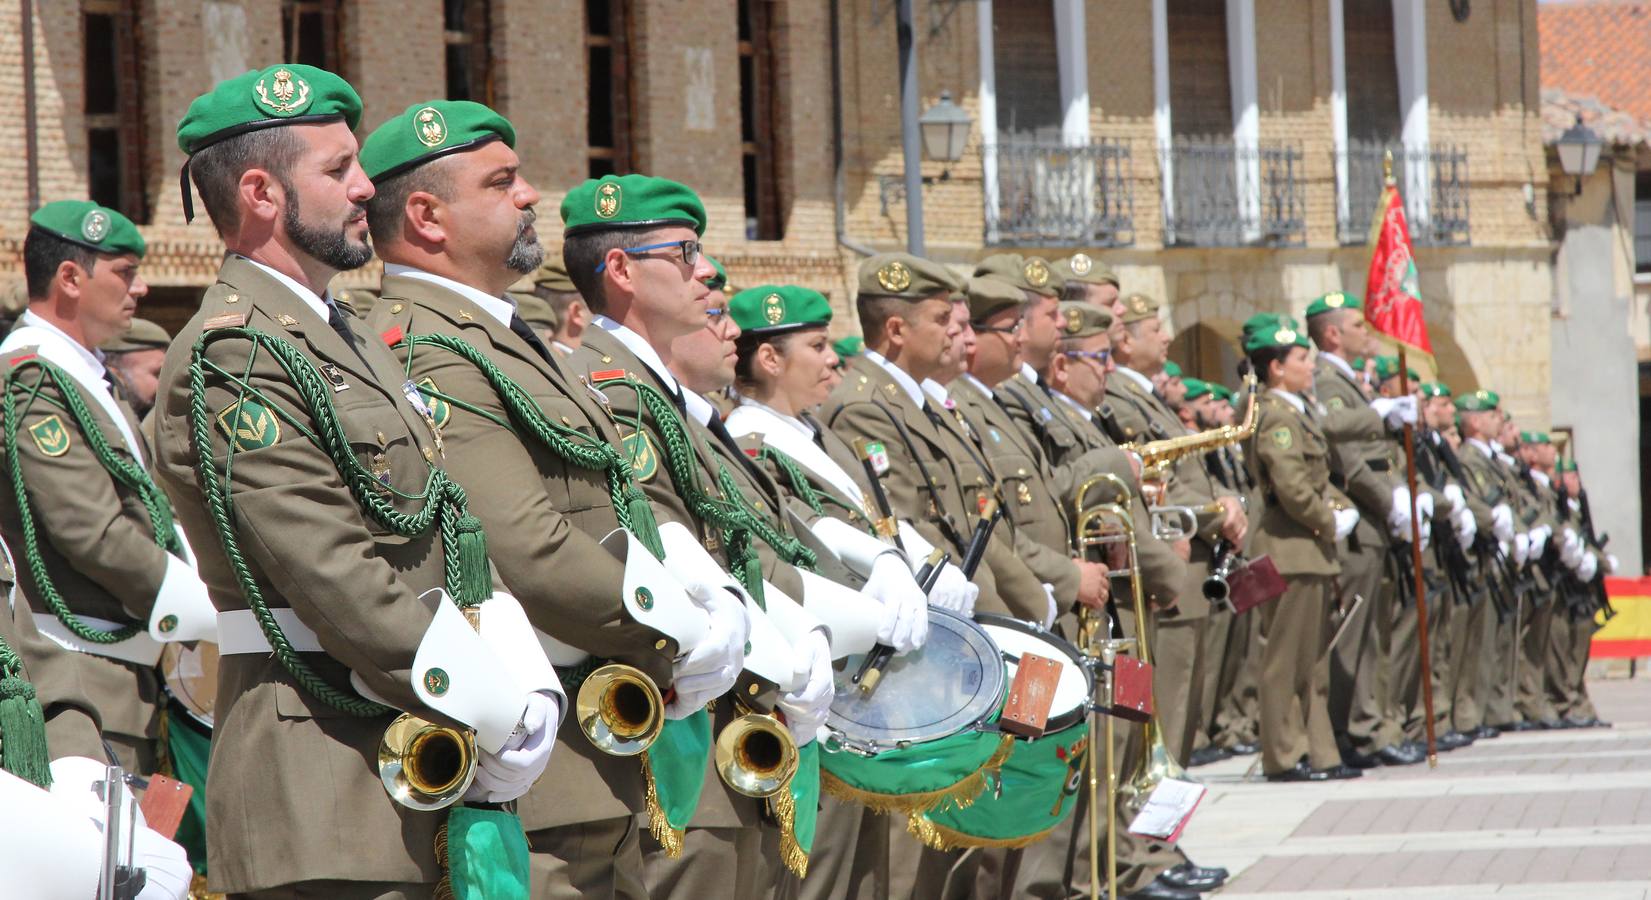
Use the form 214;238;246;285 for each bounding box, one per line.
561;416;573;425
601;355;613;363
391;303;404;313
655;639;669;650
423;447;435;461
376;431;387;445
747;683;760;696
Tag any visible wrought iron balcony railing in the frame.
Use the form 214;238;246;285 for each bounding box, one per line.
1337;142;1471;247
1159;138;1306;247
983;139;1135;247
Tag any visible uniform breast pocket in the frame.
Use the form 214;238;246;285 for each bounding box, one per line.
339;400;428;529
996;454;1041;510
532;392;610;516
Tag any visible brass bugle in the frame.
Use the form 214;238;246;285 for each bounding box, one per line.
378;713;478;811
1148;504;1199;541
577;663;666;756
715;704;800;798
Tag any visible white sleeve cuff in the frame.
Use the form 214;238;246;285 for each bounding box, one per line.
7;763;103;900
603;528;711;649
896;521;938;572
477;593;566;724
809;517;903;578
657;522;751;605
409;589;535;753
746;582;809;694
148;553;218;643
796;569;883;659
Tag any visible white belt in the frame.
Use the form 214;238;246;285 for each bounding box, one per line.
33;613;163;667
215;608;324;655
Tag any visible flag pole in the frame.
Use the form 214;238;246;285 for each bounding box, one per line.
1385;150;1439;768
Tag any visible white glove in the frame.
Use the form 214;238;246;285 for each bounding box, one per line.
133;817;193;900
1442;483;1466;513
1451;505;1477;545
466;690;558;803
1513;532;1531;565
1388;485;1413;538
1333;507;1361;541
1559;527;1584;569
1491;504;1515;543
1529;525;1550;559
667;581;749;719
1418;516;1431;552
1370;395;1418;428
925;562;978;618
1041;583;1059;631
777;629;834;747
1607;553;1620;574
1416;492;1435;521
864;553;930;654
1577;551;1599;583
1498;540;1510;558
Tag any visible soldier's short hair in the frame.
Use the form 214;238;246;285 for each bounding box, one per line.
187;126;306;237
1305;306;1355;348
22;229;99;299
855;293;916;347
364;157;458;246
1246;342;1296;383
562;227;667;315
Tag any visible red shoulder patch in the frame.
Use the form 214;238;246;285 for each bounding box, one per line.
380;325;405;346
591;368;627;382
744;448;759;457
8;354;36;367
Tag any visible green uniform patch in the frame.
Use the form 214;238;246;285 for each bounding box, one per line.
416;378;451;428
624;430;659;482
27;415;72;457
1271;427;1293;450
1326;396;1345;411
216;398;281;451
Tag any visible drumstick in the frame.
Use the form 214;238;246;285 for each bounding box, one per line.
853;438;906;551
853;548;948;694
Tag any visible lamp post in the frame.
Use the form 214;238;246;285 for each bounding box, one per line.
1555;114;1602;196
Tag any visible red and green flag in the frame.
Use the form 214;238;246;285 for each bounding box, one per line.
1364;177;1434;363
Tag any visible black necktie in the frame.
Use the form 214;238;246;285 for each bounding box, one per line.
326;302;370;367
509;312;559;369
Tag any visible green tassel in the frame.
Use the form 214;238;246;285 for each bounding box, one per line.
741;556;766;612
0;673;53;789
453;514;492;607
627;490;666;561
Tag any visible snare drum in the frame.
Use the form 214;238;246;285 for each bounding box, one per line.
160;641;219;729
821;608;1012;814
914;616;1095;850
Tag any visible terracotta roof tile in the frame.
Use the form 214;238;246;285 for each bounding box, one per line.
1539;1;1651;126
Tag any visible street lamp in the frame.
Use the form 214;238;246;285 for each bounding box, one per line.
1555;114;1602;195
919;92;973;164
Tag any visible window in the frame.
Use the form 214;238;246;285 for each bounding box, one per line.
282;1;342;72
1636;172;1651;274
738;0;782;239
444;0;491;102
1343;0;1401;144
586;0;633;178
83;0;146;221
1166;0;1231;139
992;0;1063;143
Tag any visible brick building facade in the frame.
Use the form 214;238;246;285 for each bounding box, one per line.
0;0;1555;423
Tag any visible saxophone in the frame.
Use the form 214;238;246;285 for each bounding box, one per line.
1122;370;1259;505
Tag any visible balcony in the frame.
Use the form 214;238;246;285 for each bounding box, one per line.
984;139;1135;248
1337;142;1471;247
1159;138;1306;248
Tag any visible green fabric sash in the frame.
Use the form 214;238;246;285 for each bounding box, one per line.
819;711;1012;815
163;707;211;875
444;806;531;900
915;723;1087;849
644;709;712;855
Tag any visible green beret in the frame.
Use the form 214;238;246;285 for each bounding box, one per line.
29;200;145;258
1058;301;1111;338
1053;253;1117;287
101;317;170;353
1558;458;1577;473
1242;321;1309;353
1182;377;1211;400
1453;389;1501;412
177;64;361;154
857;253;960;300
1162;361;1183;379
966;276;1025;324
1349;356;1366;371
973;253;1059;298
705;256;729;292
360;100;514;181
1371;356;1419;384
1304;291;1363;317
511;290;560;333
1525;431;1551;445
729;284;831;336
560;174;706;237
1119;292;1161;324
1210;383;1235;402
1419;381;1452;399
833;336;864;359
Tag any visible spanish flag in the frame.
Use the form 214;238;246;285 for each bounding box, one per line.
1594;577;1651;658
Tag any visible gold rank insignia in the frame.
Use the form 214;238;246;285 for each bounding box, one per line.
80;209;110;242
877;261;912;293
1024;257;1051;288
217;398;281;451
763;292;785;325
252;68;313;117
1065;308;1082;334
595;182;622;219
27;415;71;457
1271;427;1293;449
1016;482;1033;506
623;430;659;482
415;378;451;428
414;106;448;147
276;314;299;328
1069;252;1093;276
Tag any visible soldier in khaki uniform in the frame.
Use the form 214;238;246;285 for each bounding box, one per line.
1241;316;1361;781
0;201;218;778
1453;390;1526;733
359;103;753;899
102;317;171;418
511;256;589;355
155;65;561;898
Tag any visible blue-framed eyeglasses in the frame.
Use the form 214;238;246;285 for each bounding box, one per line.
1064;349;1111;365
594;239;703;272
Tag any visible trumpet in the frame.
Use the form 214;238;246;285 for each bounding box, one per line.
715;703;800;798
577;664;666;756
379;714;478;811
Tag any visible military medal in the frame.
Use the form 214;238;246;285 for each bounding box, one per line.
402;379;445;458
320;362;349;392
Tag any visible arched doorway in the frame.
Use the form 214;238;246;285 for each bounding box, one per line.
1168;318;1247;387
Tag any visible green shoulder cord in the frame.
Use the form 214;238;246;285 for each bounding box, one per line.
0;632;52;788
2;359;182;643
756;446;874;534
187;328;490;717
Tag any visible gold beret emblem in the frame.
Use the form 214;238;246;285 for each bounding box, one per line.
1325;292;1345;308
763;292;785;325
877;261;913;293
1023;257;1051;287
414;106;448;148
1275;327;1298;344
252;68;313;117
1064;308;1082;334
80;209;110;243
1128;295;1149;314
1069;253;1093;276
595;182;622;219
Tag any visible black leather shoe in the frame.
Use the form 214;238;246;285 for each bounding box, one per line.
1124;877;1200;900
1342;747;1380;769
1473;725;1501;739
1228;740;1260;755
1311;764;1364;780
1490;721;1525;732
1376;744;1424;766
1401;739;1426;755
1158;861;1227;892
1265;760;1325;782
1187;745;1231;767
1436;730;1473;751
1537;718;1563;730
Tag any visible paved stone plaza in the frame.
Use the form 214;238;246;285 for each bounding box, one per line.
1180;674;1651;898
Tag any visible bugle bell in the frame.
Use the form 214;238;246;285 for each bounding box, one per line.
577;663;666;756
378;713;478;811
715;705;800;798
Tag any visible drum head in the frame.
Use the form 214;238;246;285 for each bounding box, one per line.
160;641;219;729
828;608;1005;748
975;615;1094;730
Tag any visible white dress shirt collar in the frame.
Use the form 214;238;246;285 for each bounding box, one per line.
1321;351;1357;382
591;315;681;396
383;263;516;328
238;255;333;321
1114;364;1154;395
681;387;717;426
1053;389;1094;421
17;311;103;374
864;349;926;408
962;373;994;399
1269;387;1307;416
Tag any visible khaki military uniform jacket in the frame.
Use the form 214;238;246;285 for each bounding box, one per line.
2;566;106;762
1245;392;1349;577
1312;357;1400;521
370;273;678;831
151;256;475;891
